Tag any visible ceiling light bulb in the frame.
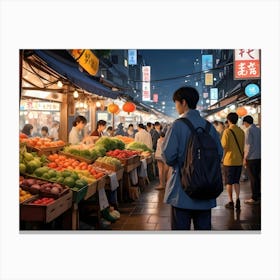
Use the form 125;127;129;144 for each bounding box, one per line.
57;81;63;88
73;90;79;98
96;101;101;108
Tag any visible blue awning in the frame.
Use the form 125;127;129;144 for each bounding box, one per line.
34;50;122;99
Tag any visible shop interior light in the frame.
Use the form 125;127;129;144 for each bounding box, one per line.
73;90;79;98
96;101;101;108
57;81;63;88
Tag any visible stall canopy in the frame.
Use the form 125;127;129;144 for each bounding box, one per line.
33;50;122;99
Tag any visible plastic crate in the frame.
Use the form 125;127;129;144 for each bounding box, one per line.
71;185;88;204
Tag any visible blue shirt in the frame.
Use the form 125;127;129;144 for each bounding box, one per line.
162;110;223;210
245;124;261;160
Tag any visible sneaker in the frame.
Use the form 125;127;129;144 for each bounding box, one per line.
225;201;234;209
235;198;240;209
244;198;260;205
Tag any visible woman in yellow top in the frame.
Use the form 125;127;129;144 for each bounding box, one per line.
221;112;245;209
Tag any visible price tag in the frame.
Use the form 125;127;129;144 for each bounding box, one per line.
109;172;119;191
98;188;109;211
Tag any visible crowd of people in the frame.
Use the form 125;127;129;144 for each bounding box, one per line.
20;86;261;231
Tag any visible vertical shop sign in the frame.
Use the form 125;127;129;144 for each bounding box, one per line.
202;55;213;71
205;73;213;85
128;50;137;65
142;66;151;101
210;88;218;105
234;49;260;80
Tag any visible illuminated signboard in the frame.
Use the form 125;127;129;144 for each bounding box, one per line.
142;66;151;101
234;49;261;80
128;50;137;65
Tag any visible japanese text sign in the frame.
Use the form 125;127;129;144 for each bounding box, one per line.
234;49;260;80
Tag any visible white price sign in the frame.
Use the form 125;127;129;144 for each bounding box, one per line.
98;188;109;211
109;172;119;191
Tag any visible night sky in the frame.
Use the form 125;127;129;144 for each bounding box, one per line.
137;49;202;116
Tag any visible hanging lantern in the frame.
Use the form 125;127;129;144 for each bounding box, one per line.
236;107;247;117
107;103;120;114
123;102;136;115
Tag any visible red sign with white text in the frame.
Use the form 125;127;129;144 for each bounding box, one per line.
153;94;158;103
234;49;260;80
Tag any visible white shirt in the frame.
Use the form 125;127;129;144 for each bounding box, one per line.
134;129;153;150
69;126;82;144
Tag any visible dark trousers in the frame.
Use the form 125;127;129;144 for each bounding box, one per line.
171;206;212;230
246;159;261;201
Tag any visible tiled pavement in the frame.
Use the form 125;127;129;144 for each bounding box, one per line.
107;179;261;231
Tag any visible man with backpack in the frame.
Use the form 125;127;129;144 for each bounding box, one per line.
162;87;223;230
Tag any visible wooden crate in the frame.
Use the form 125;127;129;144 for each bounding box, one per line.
124;160;141;173
83;180;97;200
118;155;140;165
93;161;123;172
105;167;124;185
20;191;73;223
59;151;94;164
26;145;65;156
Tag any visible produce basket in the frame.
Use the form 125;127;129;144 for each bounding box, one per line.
26;145;65;156
71;185;88;204
20;191;73;223
93;161;123;172
20;176;70;199
83;180;98;200
59;151;94;164
119;155;140;165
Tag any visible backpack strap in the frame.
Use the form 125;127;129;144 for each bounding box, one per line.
178;118;211;134
178;118;195;133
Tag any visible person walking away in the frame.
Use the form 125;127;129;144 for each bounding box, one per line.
162;87;223;230
242;115;261;204
134;123;153;150
69;115;88;144
115;123;126;136
221;112;245;209
154;132;169;190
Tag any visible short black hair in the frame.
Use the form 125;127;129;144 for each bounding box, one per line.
227;112;238;124
160;132;165;137
138;123;145;129
73;115;87;127
21;124;33;136
154;121;160;126
146;122;152;128
107;126;113;131
41;126;48;133
97;120;107;127
172;86;199;109
128;124;134;128
243;115;254;124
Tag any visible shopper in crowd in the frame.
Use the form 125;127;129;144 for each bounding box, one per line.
221;112;245;209
125;123;136;138
69;115;88;144
213;120;225;139
90;120;107;137
49;121;60;140
104;126;114;137
224;120;229;129
242;115;261;204
162;86;223;230
115;123;126;136
40;126;49;138
21;124;33;137
135;123;153;150
154;132;169;190
152;121;161;151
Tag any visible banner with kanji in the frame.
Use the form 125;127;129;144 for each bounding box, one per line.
234;49;261;80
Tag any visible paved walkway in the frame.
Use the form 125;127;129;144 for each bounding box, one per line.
108;179;261;231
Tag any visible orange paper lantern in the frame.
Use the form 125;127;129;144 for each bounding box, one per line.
236;107;247;117
123;102;136;114
107;103;120;114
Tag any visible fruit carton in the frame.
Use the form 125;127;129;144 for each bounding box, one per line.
20;191;73;223
93;161;122;172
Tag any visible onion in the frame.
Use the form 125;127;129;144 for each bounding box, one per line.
26;179;36;186
30;184;41;190
50;187;59;195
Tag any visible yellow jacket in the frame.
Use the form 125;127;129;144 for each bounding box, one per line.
221;124;245;166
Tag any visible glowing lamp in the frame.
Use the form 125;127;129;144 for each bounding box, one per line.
122;102;136;114
236;107;247;117
107;103;120;114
